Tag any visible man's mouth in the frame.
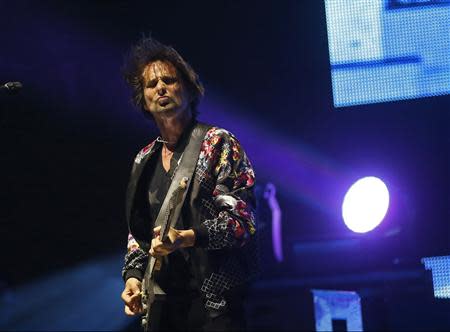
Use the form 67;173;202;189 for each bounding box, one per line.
157;96;170;106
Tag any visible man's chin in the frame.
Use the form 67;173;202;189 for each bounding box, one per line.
160;107;175;113
151;107;177;116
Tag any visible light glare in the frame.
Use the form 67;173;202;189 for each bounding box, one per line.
342;176;389;233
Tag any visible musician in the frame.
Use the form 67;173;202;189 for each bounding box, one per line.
120;36;258;331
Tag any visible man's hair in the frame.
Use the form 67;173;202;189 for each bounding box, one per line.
122;35;204;120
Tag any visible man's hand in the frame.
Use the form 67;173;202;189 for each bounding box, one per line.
121;277;144;316
149;226;195;257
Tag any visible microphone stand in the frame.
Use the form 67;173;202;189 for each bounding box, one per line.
0;81;23;127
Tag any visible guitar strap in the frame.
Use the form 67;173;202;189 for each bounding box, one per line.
153;122;210;234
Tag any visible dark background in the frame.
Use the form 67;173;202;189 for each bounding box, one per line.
1;0;448;330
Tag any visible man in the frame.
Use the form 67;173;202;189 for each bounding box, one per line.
120;36;258;331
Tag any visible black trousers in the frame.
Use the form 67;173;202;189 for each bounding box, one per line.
150;289;247;331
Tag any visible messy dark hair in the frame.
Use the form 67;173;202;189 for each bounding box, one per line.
122;35;204;120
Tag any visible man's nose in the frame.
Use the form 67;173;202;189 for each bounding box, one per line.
156;81;166;95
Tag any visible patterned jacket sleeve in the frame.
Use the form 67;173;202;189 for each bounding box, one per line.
122;233;148;281
192;129;256;250
121;142;156;282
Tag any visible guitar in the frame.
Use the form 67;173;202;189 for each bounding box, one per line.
140;176;189;331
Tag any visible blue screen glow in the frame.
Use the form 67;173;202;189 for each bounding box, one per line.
312;289;363;331
324;0;450;107
422;255;450;299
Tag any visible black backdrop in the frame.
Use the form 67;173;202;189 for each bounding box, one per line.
1;0;448;292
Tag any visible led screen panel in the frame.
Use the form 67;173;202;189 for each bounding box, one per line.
325;0;450;107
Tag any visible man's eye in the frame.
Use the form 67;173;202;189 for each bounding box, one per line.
163;77;177;84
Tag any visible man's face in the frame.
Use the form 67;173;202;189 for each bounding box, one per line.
142;60;191;116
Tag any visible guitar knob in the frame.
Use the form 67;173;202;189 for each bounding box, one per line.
180;177;188;189
142;303;148;310
141;318;147;326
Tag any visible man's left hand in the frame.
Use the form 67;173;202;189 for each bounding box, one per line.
149;226;195;257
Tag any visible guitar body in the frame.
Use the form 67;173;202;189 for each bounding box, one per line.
141;258;166;331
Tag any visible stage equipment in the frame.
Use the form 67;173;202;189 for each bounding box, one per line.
0;81;22;94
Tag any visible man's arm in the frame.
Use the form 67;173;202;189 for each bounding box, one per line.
122;233;148;281
192;129;256;250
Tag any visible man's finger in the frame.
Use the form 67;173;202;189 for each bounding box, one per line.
121;290;132;304
153;226;161;237
134;303;144;314
124;305;136;316
129;292;141;303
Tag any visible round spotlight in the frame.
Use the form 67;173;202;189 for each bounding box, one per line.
342;176;389;233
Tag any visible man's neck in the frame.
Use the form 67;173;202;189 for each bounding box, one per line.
154;109;193;151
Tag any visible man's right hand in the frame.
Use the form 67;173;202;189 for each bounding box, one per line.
121;277;144;316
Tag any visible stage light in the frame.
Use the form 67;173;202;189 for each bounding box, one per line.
342;176;389;233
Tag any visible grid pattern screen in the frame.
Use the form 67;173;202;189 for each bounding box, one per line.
422;255;450;299
324;0;450;107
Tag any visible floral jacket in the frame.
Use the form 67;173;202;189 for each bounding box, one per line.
122;123;259;311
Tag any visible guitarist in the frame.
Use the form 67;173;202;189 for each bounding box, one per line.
120;36;258;331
